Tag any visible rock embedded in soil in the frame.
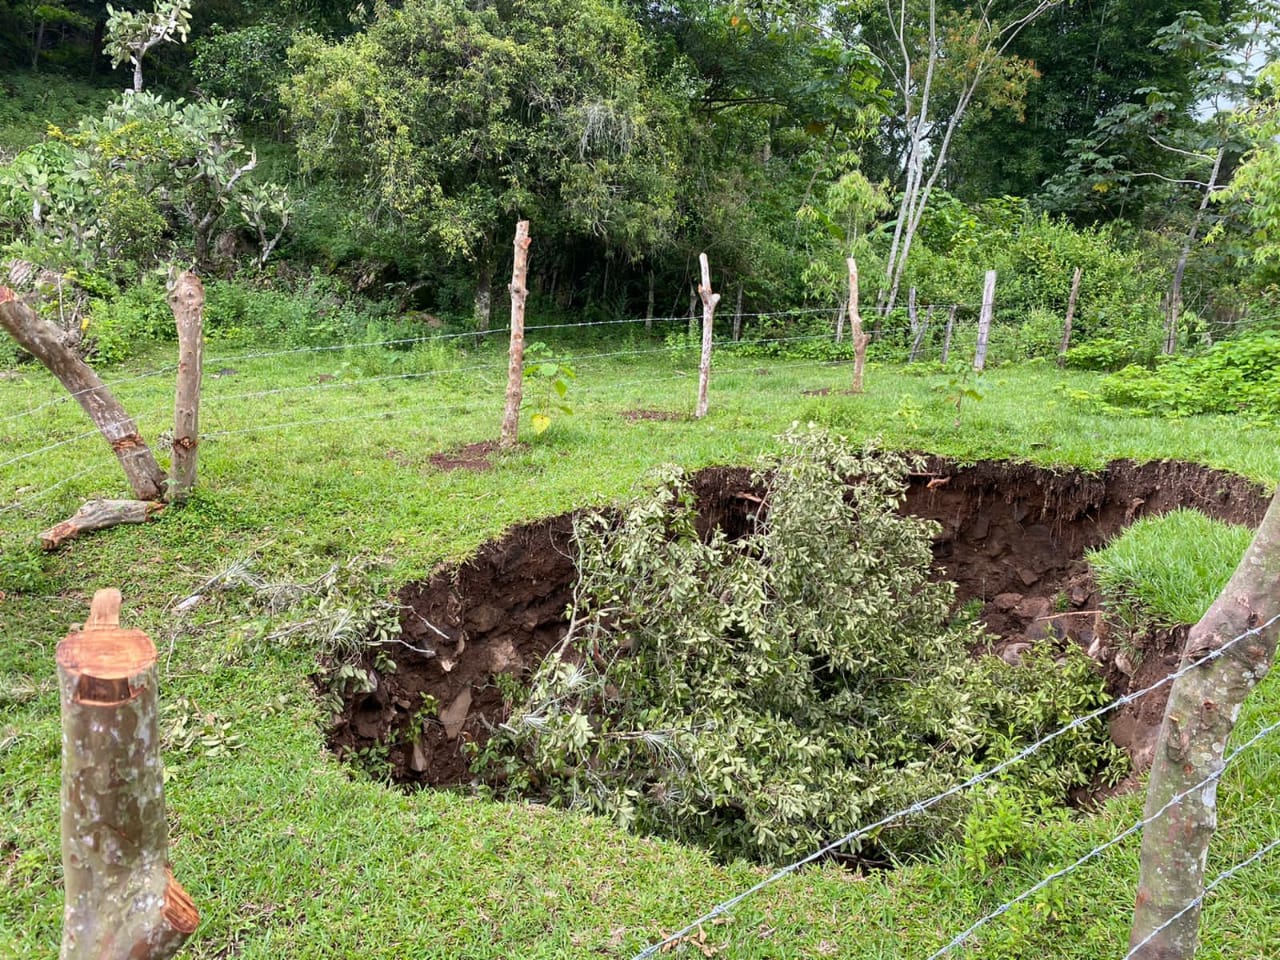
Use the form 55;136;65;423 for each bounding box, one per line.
325;456;1270;791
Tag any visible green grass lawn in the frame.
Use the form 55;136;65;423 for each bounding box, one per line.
2;332;1279;959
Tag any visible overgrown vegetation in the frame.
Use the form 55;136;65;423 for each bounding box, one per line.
481;429;1125;864
1097;333;1280;422
1088;509;1255;629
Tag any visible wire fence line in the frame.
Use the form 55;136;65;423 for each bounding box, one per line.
1124;834;1280;959
630;611;1280;959
0;349;854;515
0;331;869;450
0;306;946;427
924;714;1280;960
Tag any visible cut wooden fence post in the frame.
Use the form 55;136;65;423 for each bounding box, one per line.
694;253;719;419
1130;484;1280;959
1058;266;1082;366
500;220;532;448
58;589;199;960
167;272;204;504
909;304;933;363
941;305;957;364
0;287;166;501
973;270;996;372
849;258;870;393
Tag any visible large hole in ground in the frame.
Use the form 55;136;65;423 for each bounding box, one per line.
327;457;1268;797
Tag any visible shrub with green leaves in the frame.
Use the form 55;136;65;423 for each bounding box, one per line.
1098;333;1280;420
479;428;1125;864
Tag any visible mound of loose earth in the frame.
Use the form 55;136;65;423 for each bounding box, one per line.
326;457;1268;791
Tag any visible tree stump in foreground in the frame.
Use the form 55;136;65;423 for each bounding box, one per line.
58;589;198;960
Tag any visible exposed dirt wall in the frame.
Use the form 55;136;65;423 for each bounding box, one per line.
327;457;1270;789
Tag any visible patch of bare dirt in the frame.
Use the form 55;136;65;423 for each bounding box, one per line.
620;409;685;422
428;440;501;473
325;456;1269;793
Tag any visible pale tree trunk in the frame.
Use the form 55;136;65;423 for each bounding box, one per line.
881;0;1061;310
473;243;495;335
1058;266;1082;366
835;299;847;344
732;281;743;342
500;221;531;448
941;304;957;363
1130;484;1280;959
910;304;933;362
849;258;870;393
645;270;655;333
694;253;719;419
0;288;166;501
167;272;204;504
1164;147;1225;356
974;270;996;372
58;589;199;959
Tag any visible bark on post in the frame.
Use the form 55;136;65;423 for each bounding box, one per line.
1058;266;1082;366
500;221;532;448
694;253;719;419
58;589;199;960
910;304;933;363
0;287;166;501
849;258;870;393
941;305;957;364
1130;485;1280;959
167;272;204;504
973;270;996;372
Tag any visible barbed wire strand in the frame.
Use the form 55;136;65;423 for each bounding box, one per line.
0;349;854;483
0;305;919;425
629;611;1280;959
1124;835;1280;959
0;455;117;516
925;715;1280;960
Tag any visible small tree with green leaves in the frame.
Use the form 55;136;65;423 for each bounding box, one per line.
104;0;191;92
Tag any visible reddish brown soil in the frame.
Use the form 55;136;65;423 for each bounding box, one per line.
325;457;1269;793
620;409;685;422
427;440;501;473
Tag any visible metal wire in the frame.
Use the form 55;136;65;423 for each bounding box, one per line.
630;612;1280;959
1124;834;1280;959
925;715;1280;959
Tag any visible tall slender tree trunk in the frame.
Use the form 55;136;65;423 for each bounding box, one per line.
1164;147;1225;356
645;270;655;333
474;244;495;335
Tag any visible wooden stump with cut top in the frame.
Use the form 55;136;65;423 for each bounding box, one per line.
57;589;198;960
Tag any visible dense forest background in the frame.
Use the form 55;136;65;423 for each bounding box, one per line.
1;0;1278;363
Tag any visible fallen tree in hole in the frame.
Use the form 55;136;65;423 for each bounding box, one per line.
476;428;1129;865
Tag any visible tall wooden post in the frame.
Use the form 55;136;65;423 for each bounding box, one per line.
910;304;933;363
1058;266;1082;366
974;270;996;372
849;258;870;393
500;220;532;448
0;288;166;501
941;305;957;364
58;589;199;959
694;253;719;419
732;281;743;342
1130;485;1280;959
167;272;204;504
